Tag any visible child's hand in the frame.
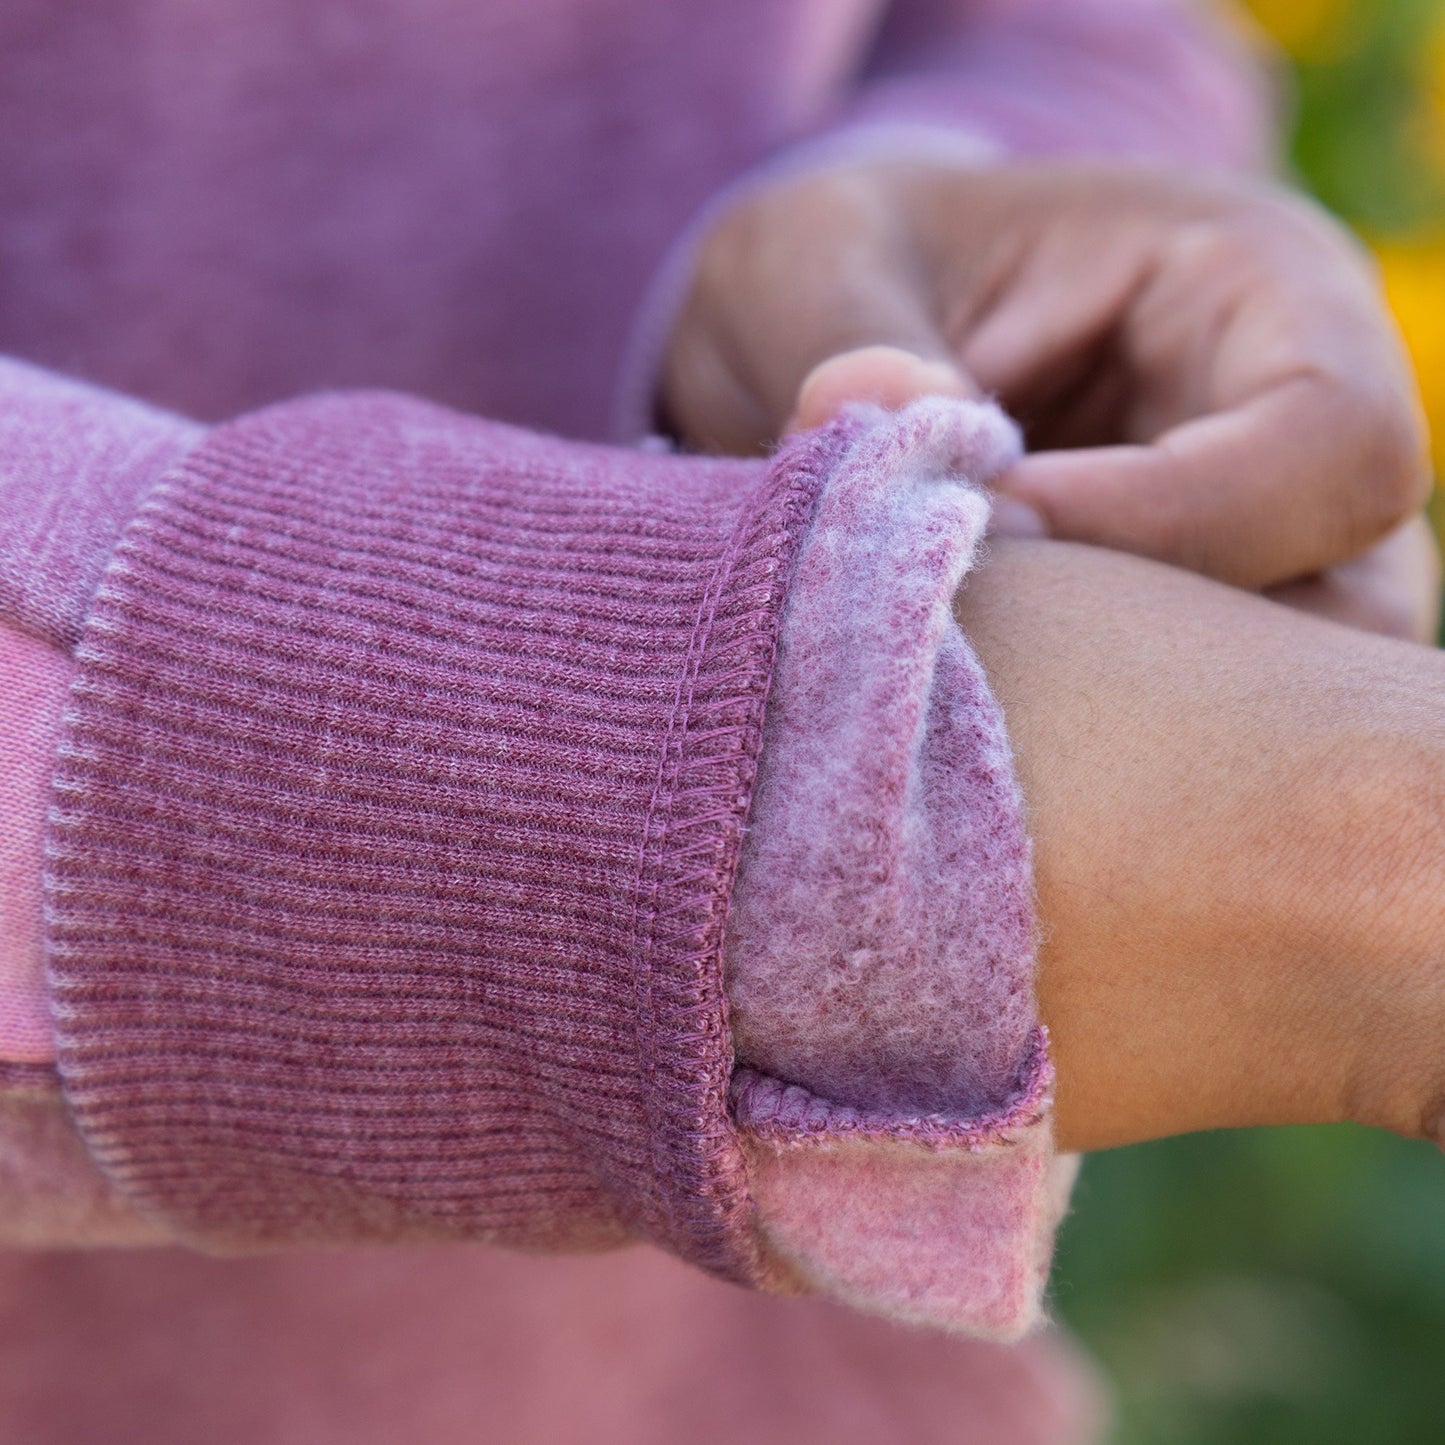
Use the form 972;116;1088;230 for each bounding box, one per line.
663;161;1437;637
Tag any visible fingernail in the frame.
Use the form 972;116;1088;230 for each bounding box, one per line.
988;497;1048;539
912;359;975;397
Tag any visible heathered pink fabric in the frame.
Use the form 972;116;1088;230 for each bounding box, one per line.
48;390;824;1277
0;0;1273;1437
722;398;1063;1335
0;633;70;1063
741;1126;1071;1336
725;400;1038;1115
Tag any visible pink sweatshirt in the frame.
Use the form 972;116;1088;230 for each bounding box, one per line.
0;3;1271;1440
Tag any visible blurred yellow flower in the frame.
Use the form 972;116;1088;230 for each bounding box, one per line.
1236;0;1360;64
1374;238;1445;475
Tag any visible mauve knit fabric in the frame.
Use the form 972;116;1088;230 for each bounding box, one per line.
48;390;821;1278
724;399;1062;1334
0;2;1273;1438
34;383;1067;1340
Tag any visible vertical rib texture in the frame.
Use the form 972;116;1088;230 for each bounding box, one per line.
45;392;823;1280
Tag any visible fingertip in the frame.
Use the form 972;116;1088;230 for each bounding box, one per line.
987;496;1049;539
793;346;976;432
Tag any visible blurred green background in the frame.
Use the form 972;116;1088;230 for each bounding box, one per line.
1051;5;1445;1440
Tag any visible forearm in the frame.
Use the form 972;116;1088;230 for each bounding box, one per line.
958;537;1445;1152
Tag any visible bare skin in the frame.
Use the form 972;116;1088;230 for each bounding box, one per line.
663;157;1445;1152
664;160;1439;640
956;538;1445;1153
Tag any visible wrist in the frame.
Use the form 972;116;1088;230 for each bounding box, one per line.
957;538;1445;1153
1328;715;1445;1144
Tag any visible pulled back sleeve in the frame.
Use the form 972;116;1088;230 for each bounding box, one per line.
1;359;1057;1338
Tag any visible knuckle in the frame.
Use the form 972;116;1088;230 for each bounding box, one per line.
1255;186;1337;240
1236;181;1349;245
1169;215;1259;281
1361;402;1432;520
1214;183;1371;279
1316;378;1432;534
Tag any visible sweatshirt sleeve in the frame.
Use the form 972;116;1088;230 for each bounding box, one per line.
0;358;1058;1339
725;398;1070;1338
614;0;1280;441
822;0;1278;172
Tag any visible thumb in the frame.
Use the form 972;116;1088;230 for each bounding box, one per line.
734;202;974;434
789;345;978;433
788;345;1047;540
670;171;979;452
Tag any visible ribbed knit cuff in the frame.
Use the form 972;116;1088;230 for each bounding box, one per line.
0;355;204;651
46;392;823;1281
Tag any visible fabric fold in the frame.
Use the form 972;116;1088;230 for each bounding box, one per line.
724;398;1060;1340
0;356;204;651
41;393;1059;1336
44;391;823;1282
